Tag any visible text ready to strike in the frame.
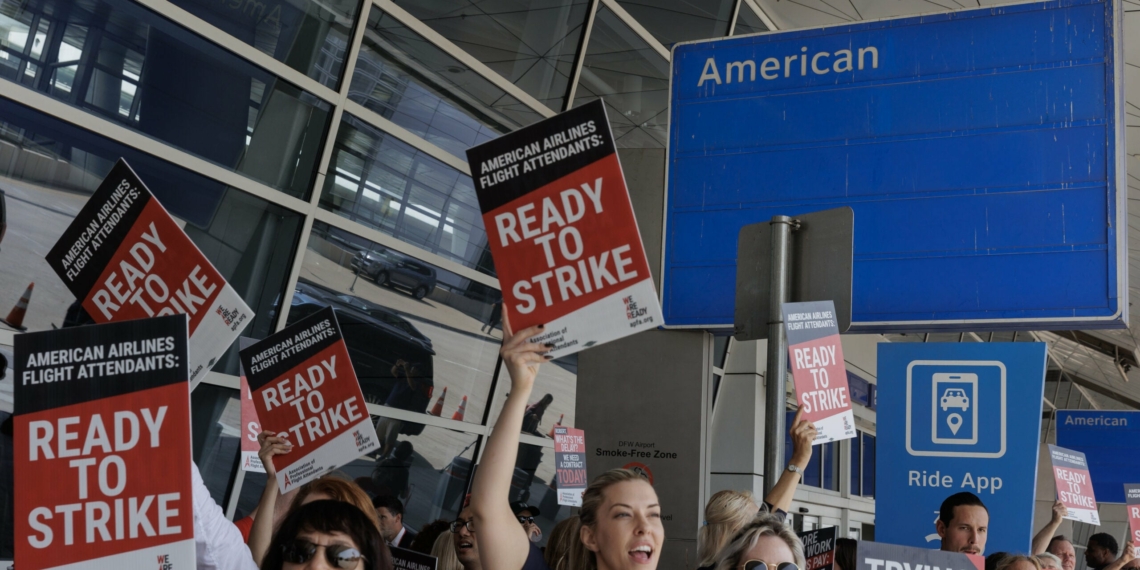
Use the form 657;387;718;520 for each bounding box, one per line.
240;306;379;493
465;99;663;358
1049;444;1101;525
783;300;856;443
45;159;254;386
15;315;196;570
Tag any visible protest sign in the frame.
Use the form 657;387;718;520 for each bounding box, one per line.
554;426;587;506
466;99;662;358
239;337;264;473
783;300;855;443
391;545;438;570
799;527;837;570
1126;484;1140;545
14;315;194;569
1049;444;1100;525
46;159;253;387
856;540;983;570
239;306;379;493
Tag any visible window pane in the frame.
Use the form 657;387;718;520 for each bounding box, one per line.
0;96;302;376
572;7;669;148
822;440;837;491
320;114;495;275
862;434;875;498
850;431;861;496
487;352;577;440
285;222;501;426
235;418;482;531
503;442;576;546
733;3;770;36
166;0;359;89
192;384;241;507
785;408;820;488
0;0;332;199
391;0;589;111
0;345;12;557
350;10;543;160
616;0;734;46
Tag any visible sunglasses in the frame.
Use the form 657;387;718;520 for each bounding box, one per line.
517;516;535;524
743;561;800;570
281;539;366;569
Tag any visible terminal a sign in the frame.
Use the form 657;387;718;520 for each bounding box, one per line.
877;343;1046;552
1057;410;1140;503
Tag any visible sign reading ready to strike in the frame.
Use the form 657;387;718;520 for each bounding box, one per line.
240;306;379;493
1049;444;1100;525
466;99;662;358
15;315;195;569
46;159;253;387
783;300;855;443
239;337;265;473
1126;484;1140;545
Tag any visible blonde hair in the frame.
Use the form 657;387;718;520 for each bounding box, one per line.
570;469;655;570
1036;553;1063;570
293;474;380;530
699;490;758;566
431;528;463;570
713;514;805;570
997;556;1043;570
546;515;579;570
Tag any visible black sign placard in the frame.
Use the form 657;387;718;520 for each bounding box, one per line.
390;546;438;570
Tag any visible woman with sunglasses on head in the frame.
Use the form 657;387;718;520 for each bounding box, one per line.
261;500;392;570
712;514;805;570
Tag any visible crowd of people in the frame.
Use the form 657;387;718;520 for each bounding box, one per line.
182;318;1137;570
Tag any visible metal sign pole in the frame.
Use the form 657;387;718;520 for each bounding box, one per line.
763;215;794;495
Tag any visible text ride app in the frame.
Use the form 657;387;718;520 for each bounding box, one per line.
907;361;1005;458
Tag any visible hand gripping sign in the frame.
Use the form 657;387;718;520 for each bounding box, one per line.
465;99;663;358
15;315;195;570
46;159;254;388
239;306;380;493
554;426;587;506
1049;444;1100;525
783;300;856;443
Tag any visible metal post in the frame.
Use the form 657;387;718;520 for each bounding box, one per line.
763;215;794;495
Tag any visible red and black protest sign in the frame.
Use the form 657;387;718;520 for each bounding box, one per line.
14;315;195;569
783;300;855;443
554;426;587;506
856;540;983;570
799;527;837;570
466;99;662;357
1049;444;1100;525
239;306;380;493
391;545;438;570
46;159;253;386
239;337;264;473
1126;484;1140;545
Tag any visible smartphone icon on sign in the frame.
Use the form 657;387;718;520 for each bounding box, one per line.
932;373;978;445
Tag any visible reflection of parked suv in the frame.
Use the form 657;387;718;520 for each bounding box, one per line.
940;389;969;411
286;280;435;432
352;250;437;300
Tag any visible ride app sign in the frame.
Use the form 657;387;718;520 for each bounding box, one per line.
46;159;253;387
783;300;855;443
240;306;379;493
14;315;195;569
466;99;662;358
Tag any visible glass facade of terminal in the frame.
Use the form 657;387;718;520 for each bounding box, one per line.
0;0;778;552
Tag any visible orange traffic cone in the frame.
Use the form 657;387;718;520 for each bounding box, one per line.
451;396;467;421
548;414;565;438
1;283;33;331
430;387;447;416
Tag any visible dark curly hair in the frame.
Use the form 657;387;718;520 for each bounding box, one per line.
261;500;392;570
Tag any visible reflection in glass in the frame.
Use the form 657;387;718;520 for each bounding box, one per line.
487;354;577;441
616;0;734;46
0;0;331;199
283;222;501;425
350;9;542;159
166;0;359;89
733;3;770;36
573;7;669;148
192;384;241;507
391;0;589;111
0;96;303;376
320;114;495;275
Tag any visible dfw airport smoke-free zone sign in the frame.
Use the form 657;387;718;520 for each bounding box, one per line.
664;0;1126;332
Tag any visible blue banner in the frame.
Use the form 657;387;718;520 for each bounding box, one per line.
1056;410;1140;504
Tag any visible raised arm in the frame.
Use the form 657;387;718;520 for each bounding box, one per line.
1100;539;1136;570
763;407;817;515
1031;501;1067;555
248;430;293;565
471;313;551;570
